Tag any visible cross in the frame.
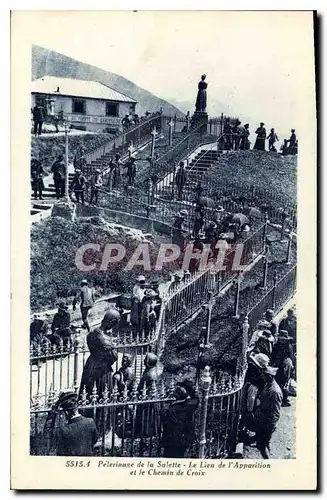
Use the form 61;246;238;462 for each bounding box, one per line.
167;118;174;146
150;126;158;159
186;111;190;131
128;141;134;158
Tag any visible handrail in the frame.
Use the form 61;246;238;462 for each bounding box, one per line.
83;111;163;165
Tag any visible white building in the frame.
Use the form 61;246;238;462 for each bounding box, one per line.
31;76;137;133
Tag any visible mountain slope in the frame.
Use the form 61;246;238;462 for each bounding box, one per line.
32;45;185;118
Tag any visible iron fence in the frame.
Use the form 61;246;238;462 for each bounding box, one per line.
84;112;163;167
247;265;297;340
30;366;244;458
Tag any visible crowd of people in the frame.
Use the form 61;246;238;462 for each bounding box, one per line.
240;307;297;459
221;119;298;155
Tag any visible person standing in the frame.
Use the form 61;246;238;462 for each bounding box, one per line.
174;161;187;199
271;331;294;407
239;123;250;150
79;309;119;398
31;158;44;200
131;276;147;334
193;205;204;239
70;169;87;204
279;308;297;345
89;169;103;205
73;279;96;332
43;391;98;456
32;104;45;136
232;120;242;150
287;129;297;155
267;128;279;152
250;353;283;459
125;157;137;186
223;118;233;150
51;154;66;199
161;380;199;458
171;209;189;253
50;302;72;347
253;122;267;151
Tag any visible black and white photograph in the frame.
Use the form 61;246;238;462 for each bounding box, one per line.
10;8;317;490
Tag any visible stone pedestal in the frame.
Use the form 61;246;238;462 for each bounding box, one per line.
51;200;76;221
191;111;208;134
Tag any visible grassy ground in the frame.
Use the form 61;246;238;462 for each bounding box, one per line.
207;150;297;209
30;216;178;311
161;226;296;380
31;133;112;172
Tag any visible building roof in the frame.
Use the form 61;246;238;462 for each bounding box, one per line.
31;76;136;103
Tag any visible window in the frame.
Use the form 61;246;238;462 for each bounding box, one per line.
72;99;86;114
106;102;119;117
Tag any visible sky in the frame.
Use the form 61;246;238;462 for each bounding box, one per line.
16;10;315;140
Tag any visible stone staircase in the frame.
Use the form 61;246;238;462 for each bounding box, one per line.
156;148;221;198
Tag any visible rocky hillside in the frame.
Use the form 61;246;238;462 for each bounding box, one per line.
32;45;185;118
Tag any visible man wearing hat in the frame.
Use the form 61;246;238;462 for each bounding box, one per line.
171;209;189;252
204;220;218;252
161;379;199;458
267;128;279;152
124;156;137;186
253;122;267;151
140;289;157;337
70;169;87;204
231;119;242;150
89;169;103;205
272;331;294;407
50;302;72;347
249;353;283;459
150;279;162;319
174;161;187;199
168;272;182;294
131;276;147;334
251;327;275;358
79;309;119;398
51;154;66;199
73;280;96;333
43;390;98;456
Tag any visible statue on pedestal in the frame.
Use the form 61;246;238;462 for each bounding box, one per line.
195;74;208;113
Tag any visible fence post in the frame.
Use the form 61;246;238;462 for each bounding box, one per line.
271;270;278;311
204;291;215;348
286;230;293;264
280;212;288;242
263;213;269;245
168;118;174;147
73;330;80;393
261;245;269;289
237;314;250;376
233;271;242;318
198;366;212;459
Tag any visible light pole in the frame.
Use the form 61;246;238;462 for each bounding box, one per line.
64;122;70;201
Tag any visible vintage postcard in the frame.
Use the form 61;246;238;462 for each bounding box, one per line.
11;10;317;490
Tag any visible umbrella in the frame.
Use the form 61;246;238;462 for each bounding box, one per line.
231;213;249;225
243;207;262;219
198;196;215;208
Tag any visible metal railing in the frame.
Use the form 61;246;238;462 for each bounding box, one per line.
30;365;244;458
247;265;297;340
84;112;163;165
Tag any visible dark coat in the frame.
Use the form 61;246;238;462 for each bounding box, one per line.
161;397;199;449
79;328;117;397
57;415;98;456
51;160;66;180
